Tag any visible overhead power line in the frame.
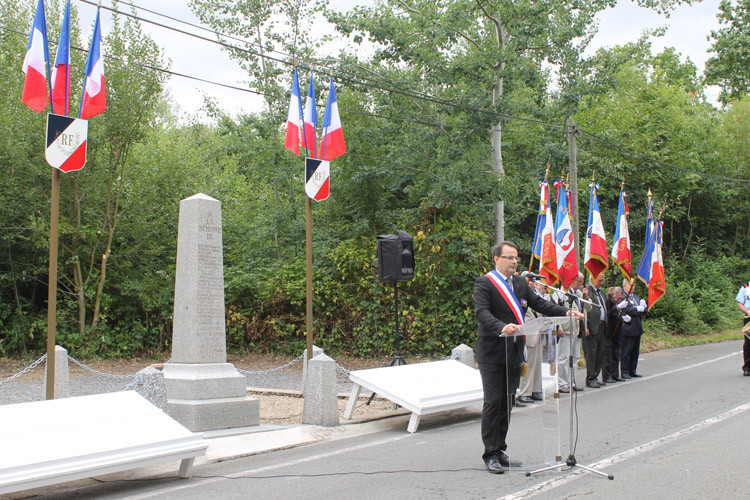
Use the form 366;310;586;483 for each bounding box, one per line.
12;2;749;184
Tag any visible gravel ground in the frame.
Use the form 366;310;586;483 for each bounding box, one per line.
0;354;414;424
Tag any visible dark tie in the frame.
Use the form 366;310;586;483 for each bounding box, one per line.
597;289;606;323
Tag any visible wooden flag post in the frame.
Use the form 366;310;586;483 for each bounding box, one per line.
45;169;60;400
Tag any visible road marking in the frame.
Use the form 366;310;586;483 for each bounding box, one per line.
500;392;750;499
577;350;741;394
127;432;415;499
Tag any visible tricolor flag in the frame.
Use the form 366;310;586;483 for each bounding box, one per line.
80;9;106;119
611;189;632;281
303;75;317;158
318;77;346;161
284;69;304;155
554;180;578;289
531;180;549;263
50;0;71;115
584;183;609;280
648;221;666;308
21;0;50;113
539;181;559;286
636;200;657;291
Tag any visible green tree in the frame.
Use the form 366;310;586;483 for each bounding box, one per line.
705;0;750;105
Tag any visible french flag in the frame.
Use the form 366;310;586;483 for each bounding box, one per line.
21;0;50;113
303;75;317;158
284;69;303;155
531;180;549;263
583;183;609;280
648;221;666;309
80;9;106;119
554;180;578;289
318;77;346;161
611;189;632;281
50;0;71;115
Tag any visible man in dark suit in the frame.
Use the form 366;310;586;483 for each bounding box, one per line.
583;273;608;387
474;241;582;474
610;286;643;378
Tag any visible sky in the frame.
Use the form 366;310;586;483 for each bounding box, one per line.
72;0;725;120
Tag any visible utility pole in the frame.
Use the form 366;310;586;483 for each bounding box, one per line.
567;117;579;259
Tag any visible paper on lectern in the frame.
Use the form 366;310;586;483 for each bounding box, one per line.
502;316;570;338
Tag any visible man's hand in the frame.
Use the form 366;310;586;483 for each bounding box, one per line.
567;310;584;320
581;288;589;299
501;323;522;336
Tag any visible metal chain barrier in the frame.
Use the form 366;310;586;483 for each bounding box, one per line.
68;356;137;381
237;353;305;376
0;354;48;387
334;361;350;378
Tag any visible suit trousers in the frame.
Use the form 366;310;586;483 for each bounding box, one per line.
620;334;641;376
602;329;621;380
582;323;606;382
478;361;518;460
744;318;750;372
557;334;580;389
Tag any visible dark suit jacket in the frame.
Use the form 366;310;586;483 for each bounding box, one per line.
474;273;569;365
586;284;608;336
608;299;641;337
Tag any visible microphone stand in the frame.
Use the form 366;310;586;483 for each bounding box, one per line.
525;278;614;480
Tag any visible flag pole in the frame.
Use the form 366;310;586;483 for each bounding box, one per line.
45;168;60;400
305;193;313;361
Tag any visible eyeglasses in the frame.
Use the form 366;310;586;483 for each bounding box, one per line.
499;256;521;261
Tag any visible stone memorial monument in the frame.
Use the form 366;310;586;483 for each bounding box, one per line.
162;193;259;431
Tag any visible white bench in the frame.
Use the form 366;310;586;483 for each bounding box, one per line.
344;360;483;433
0;391;207;495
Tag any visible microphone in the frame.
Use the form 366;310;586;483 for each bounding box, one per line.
521;271;546;281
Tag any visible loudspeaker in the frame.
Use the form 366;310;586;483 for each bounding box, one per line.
377;230;415;282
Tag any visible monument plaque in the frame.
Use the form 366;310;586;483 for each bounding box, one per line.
162;193;259;431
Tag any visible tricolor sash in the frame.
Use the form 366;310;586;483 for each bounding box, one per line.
486;270;525;326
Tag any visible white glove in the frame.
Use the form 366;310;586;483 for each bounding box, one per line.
623;314;632;323
636;304;646;312
617;301;627;310
639;299;646;308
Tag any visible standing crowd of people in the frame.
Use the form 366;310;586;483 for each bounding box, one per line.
515;274;647;407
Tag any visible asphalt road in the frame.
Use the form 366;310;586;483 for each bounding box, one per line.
14;340;750;500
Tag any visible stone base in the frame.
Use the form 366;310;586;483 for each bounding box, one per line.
167;396;260;432
162;362;259;431
162;362;247;400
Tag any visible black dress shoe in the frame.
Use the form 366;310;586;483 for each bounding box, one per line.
621;373;631;379
743;370;750;376
531;392;544;401
513;398;527;408
630;373;643;378
604;378;616;384
499;452;522;467
586;381;601;388
485;457;504;474
517;396;535;404
611;376;622;382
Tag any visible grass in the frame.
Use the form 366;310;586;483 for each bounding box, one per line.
641;328;744;353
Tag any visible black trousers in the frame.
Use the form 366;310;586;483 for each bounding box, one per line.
620;334;641;376
744;318;750;372
582;323;605;382
478;361;519;461
602;329;621;380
